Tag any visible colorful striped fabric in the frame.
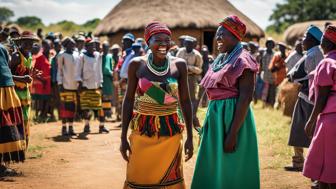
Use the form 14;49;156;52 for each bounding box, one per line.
0;86;26;164
79;89;102;110
13;51;32;139
59;90;77;119
131;77;183;137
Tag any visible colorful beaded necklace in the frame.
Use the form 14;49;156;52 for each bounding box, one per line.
146;52;170;76
212;42;243;72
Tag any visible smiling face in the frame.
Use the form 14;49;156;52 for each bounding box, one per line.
148;33;171;60
215;26;237;53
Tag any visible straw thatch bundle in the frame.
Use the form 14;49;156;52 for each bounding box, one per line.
284;20;336;46
95;0;264;39
277;79;300;117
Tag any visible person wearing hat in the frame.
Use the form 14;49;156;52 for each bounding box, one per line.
286;25;324;172
76;38;108;134
9;28;21;39
120;21;193;188
135;37;147;54
114;33;135;127
57;37;80;136
269;42;288;87
0;44;27;175
260;37;276;107
303;25;336;189
119;33;135;80
191;15;260;189
93;37;101;52
10;31;40;145
115;33;134;73
176;36;203;128
119;42;142;87
74;35;86;54
100;41;114;121
178;35;188;48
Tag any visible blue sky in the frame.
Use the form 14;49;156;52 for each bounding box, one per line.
0;0;285;29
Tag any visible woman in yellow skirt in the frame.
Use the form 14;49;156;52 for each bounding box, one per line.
120;21;194;188
0;44;29;175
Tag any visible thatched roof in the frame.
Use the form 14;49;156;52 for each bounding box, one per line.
95;0;265;38
284;20;336;45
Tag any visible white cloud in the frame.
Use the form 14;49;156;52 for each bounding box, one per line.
229;0;285;28
0;0;285;28
0;0;120;25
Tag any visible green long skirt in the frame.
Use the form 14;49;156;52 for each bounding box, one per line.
191;98;260;189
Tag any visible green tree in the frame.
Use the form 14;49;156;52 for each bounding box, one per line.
82;18;100;28
16;16;44;28
268;0;336;33
55;20;79;31
0;7;14;23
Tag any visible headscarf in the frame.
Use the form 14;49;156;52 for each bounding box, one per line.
144;21;171;45
323;25;336;45
306;25;323;42
219;15;246;41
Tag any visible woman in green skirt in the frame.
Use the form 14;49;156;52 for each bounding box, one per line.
191;15;260;189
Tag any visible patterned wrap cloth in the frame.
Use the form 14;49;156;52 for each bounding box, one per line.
124;56;185;189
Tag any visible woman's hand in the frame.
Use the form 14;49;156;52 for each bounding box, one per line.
30;68;42;79
120;137;132;162
22;75;33;84
305;119;316;139
224;133;237;153
184;137;194;162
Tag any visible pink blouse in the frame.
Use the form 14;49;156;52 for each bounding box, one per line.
200;49;258;100
309;50;336;114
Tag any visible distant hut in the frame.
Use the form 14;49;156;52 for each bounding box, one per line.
95;0;265;54
284;20;336;46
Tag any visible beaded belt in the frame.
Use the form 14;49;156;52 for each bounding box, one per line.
131;99;183;137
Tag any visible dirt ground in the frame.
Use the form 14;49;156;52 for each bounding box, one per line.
1;120;310;189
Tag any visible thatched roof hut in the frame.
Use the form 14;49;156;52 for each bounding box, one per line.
284;20;336;46
95;0;265;53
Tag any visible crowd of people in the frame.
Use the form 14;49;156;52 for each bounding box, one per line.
0;15;336;189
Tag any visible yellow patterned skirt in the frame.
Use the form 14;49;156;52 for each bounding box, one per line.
0;86;26;163
124;131;185;189
79;89;102;110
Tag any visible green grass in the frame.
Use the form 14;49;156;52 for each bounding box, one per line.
27;144;55;159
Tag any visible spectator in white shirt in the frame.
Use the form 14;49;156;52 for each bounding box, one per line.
57;37;80;136
76;39;109;134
